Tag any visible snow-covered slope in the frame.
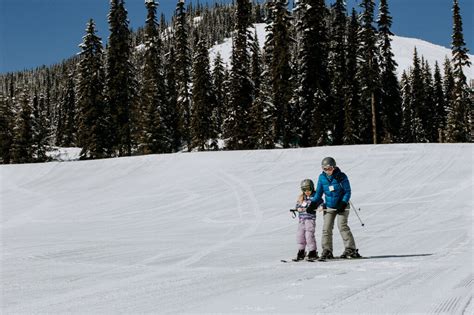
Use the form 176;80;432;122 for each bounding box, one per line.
2;144;473;313
209;23;474;80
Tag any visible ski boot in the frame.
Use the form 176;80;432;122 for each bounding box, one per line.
340;248;362;259
306;250;319;262
292;249;306;262
318;249;333;261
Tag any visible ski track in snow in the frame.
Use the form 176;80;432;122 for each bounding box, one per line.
1;144;473;314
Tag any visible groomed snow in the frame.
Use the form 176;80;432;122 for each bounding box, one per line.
1;143;473;313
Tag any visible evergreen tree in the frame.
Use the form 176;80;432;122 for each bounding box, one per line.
328;0;347;145
164;47;181;152
295;0;329;147
139;0;167;154
76;19;108;159
212;52;226;134
226;0;254;150
409;48;427;142
250;32;264;149
106;0;136;156
57;72;76;147
343;9;361;144
251;66;276;149
0;94;14;163
174;0;193;150
400;70;413;142
443;57;455;121
265;0;293;147
421;60;436;142
11;91;33;163
32;91;50;162
377;0;402;143
433;62;446;142
287;39;303;147
221;67;232;130
358;0;380;144
254;2;264;23
191;35;217;150
445;0;471;142
251;29;262;95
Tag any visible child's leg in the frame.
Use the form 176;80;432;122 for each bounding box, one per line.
296;219;306;250
304;219;317;251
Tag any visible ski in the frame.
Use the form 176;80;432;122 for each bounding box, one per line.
282;256;366;263
280;258;317;263
319;256;366;262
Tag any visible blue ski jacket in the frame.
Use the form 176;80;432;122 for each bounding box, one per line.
310;167;351;209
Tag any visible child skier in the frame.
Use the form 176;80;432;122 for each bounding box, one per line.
293;179;320;261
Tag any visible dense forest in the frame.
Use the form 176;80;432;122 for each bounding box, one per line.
0;0;471;164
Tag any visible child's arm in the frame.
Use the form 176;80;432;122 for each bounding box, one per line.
295;194;304;212
309;176;324;207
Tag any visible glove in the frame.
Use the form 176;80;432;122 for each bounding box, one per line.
336;201;347;214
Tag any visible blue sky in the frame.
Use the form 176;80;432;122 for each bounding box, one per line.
0;0;472;74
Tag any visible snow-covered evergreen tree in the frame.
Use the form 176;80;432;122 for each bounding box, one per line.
0;94;14;163
11;91;33;163
251;66;276;149
31;92;50;162
174;0;193;150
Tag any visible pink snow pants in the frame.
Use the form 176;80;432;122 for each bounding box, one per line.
297;219;317;251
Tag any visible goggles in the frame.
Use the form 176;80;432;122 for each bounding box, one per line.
322;166;334;171
301;186;312;192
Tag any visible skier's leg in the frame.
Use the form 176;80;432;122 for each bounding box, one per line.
322;211;336;253
337;210;356;250
296;219;306;250
305;219;317;252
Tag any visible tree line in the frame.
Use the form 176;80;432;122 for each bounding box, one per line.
0;0;471;164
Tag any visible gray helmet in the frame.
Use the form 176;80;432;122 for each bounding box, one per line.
300;179;315;191
321;157;336;168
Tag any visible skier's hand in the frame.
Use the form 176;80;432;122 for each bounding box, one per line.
336;201;347;214
297;207;304;212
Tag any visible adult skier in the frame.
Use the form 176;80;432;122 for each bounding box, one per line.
310;157;361;260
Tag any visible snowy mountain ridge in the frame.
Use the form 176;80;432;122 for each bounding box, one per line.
209;23;474;80
2;143;473;313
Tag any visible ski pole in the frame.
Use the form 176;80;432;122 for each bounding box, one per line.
349;200;365;227
289;209;297;219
